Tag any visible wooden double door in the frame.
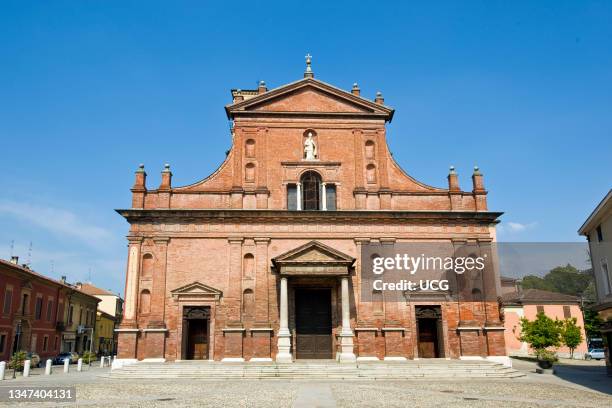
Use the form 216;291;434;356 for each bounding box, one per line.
186;318;209;360
295;289;333;359
417;318;440;358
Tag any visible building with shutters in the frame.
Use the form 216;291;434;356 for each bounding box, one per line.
0;257;99;362
114;57;508;367
501;288;588;359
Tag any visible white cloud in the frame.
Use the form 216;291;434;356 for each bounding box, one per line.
0;200;114;249
498;221;538;234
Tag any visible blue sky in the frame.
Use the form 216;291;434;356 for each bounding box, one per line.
1;1;610;294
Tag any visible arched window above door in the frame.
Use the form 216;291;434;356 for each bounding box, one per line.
286;171;337;211
301;171;321;210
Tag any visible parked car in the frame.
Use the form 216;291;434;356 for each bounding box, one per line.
585;348;605;360
25;352;41;368
52;352;79;365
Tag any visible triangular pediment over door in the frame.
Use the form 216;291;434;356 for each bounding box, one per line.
272;241;355;277
171;281;223;302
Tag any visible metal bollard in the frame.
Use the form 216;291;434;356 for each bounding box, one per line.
100;356;105;368
45;359;52;375
77;358;83;372
0;361;6;380
23;360;31;377
63;358;69;373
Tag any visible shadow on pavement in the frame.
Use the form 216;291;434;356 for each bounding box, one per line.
553;363;612;395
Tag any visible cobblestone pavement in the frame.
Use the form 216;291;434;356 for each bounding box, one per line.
0;362;610;407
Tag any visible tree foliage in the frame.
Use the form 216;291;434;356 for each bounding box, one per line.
82;350;96;365
519;312;562;351
8;350;27;370
583;308;602;338
521;264;601;340
560;317;583;358
521;264;592;296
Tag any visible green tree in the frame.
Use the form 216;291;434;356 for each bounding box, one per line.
82;350;96;365
560;318;583;358
519;312;562;351
521;264;593;296
543;264;592;296
583;308;603;338
8;350;27;370
521;275;555;292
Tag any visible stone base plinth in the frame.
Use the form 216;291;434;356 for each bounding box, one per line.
116;329;139;359
144;330;167;360
338;332;356;363
276;330;292;363
223;329;245;360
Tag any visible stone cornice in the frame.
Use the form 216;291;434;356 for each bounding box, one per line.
116;209;503;224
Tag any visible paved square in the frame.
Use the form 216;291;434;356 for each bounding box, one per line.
0;360;610;407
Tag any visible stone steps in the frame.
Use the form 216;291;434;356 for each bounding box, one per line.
111;360;525;379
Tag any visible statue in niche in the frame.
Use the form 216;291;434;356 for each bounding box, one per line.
304;132;317;160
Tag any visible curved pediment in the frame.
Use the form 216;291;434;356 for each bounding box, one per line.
272;241;355;276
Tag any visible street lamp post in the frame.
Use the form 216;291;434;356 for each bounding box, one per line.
12;321;22;379
89;326;94;367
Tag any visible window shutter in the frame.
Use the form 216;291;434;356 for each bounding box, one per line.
287;185;297;210
326;185;337;210
563;305;571;319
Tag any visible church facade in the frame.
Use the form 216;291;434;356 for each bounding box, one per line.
115;59;508;366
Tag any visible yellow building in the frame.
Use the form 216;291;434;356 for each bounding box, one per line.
76;282;123;355
95;311;116;355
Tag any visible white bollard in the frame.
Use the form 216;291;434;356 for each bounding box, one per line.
77;358;83;372
45;359;52;375
63;358;69;373
99;357;105;368
0;361;6;380
23;360;31;377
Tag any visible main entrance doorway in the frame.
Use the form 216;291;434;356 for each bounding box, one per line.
416;306;442;358
183;307;209;360
295;289;333;359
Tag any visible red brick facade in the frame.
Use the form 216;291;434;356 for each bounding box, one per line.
0;259;99;363
116;67;506;364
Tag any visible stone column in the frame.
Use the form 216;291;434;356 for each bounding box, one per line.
296;183;302;211
338;276;356;362
276;276;292;363
123;237;143;324
321;182;327;211
116;236;142;365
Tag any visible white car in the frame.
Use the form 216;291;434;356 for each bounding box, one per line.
585;348;605;360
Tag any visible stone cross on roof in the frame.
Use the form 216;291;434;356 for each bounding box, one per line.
304;53;314;78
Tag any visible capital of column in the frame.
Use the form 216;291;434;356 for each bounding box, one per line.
254;237;271;244
353;238;371;245
127;236;144;244
153;236;170;244
228;237;244;244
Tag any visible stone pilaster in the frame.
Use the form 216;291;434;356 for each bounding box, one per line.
223;238;244;361
122;236;143;327
251;237;272;361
